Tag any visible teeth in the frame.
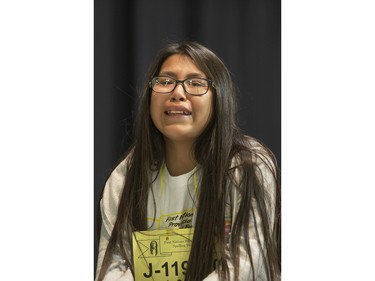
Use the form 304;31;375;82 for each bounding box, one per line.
166;110;191;115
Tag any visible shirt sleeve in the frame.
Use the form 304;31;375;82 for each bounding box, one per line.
202;150;277;281
95;159;134;281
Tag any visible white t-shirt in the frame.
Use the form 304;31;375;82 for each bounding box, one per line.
146;164;200;230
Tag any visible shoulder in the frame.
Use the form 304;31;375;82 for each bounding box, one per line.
231;135;278;176
100;156;130;234
103;158;128;203
229;135;279;203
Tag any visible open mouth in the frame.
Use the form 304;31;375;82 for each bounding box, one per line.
164;110;191;116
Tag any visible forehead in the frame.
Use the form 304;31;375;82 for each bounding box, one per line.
158;54;205;78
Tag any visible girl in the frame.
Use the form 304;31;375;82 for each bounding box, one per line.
95;41;281;281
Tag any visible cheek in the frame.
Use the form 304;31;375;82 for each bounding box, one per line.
204;93;214;120
150;95;159;125
195;94;214;126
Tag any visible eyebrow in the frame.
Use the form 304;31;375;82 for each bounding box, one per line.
158;71;206;79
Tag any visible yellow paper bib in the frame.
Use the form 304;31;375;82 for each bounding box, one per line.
132;228;194;281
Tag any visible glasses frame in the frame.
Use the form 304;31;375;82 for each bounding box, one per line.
149;76;215;96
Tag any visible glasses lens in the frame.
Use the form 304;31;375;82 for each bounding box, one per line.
152;77;175;93
184;78;209;95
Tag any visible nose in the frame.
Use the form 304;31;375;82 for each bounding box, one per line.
170;82;187;101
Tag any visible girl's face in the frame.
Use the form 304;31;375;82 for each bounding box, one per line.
150;54;213;144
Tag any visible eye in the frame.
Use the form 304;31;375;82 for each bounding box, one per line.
157;77;174;86
188;79;205;87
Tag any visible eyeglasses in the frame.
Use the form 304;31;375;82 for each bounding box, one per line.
149;76;214;96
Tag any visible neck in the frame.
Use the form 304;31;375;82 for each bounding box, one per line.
164;139;197;176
